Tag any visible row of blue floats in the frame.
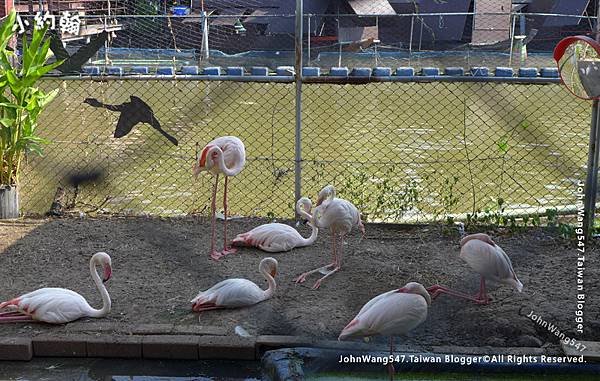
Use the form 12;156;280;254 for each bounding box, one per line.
82;65;559;78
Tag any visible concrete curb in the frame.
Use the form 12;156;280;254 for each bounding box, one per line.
0;337;32;361
0;330;549;361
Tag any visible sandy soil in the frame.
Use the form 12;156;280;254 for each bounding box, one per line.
0;216;598;353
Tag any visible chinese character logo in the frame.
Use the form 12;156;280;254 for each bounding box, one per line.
59;11;81;35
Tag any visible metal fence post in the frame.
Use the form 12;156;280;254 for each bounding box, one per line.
583;5;600;239
584;102;600;239
294;0;303;218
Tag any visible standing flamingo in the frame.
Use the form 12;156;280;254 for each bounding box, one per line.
191;257;277;312
193;136;246;260
295;185;365;289
427;233;523;304
339;282;431;380
231;197;318;252
0;252;113;324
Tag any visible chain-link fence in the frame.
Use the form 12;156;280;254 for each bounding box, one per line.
18;75;590;223
5;3;596;222
12;8;598;72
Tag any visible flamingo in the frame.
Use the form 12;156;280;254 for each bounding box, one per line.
295;185;365;289
191;257;277;312
339;282;431;380
193;136;246;260
0;252;112;324
427;233;523;304
231;197;318;252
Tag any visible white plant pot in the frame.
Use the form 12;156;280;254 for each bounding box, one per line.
0;185;19;219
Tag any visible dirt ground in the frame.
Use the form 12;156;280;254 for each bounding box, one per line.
0;216;598;353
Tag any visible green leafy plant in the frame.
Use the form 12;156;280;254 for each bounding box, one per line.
0;11;62;186
428;174;460;222
339;166;419;222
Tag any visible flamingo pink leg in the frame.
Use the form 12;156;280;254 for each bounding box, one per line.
388;336;395;381
311;265;340;290
220;176;237;257
331;230;338;267
0;311;23;316
475;277;489;304
312;233;345;289
294;263;336;284
210;174;222;260
0;311;33;323
192;305;225;313
427;278;490;305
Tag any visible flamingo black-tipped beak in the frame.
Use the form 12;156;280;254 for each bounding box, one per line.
103;266;112;283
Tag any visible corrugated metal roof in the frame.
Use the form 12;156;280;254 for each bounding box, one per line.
348;0;395;15
266;0;331;34
210;8;245;26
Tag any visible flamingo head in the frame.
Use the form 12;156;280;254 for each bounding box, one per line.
260;257;278;278
192;144;218;177
397;282;431;306
316;184;336;206
295;197;313;221
92;252;113;283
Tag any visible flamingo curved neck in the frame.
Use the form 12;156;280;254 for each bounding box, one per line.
260;268;276;301
299;223;318;246
209;146;241;177
87;259;111;318
297;209;313;222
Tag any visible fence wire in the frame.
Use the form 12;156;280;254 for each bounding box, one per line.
12;10;598;71
18;77;590;223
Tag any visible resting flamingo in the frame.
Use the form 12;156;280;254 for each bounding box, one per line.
191;257;277;312
295;185;365;289
232;197;318;252
339;282;431;380
427;233;523;304
193;136;246;260
0;252;113;324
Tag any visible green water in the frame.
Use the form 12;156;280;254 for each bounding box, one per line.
19;78;590;221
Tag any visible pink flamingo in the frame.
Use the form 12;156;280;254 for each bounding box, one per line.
427;233;523;304
339;282;431;380
0;252;112;324
191;257;277;312
193;136;246;260
232;197;318;252
295;185;365;289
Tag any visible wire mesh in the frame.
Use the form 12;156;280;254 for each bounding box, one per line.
5;4;596;221
18;77;590;223
10;8;598;71
21;78;296;218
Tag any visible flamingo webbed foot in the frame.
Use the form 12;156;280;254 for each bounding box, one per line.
317;264;336;275
311;266;340;290
210;251;223;261
220;247;238;257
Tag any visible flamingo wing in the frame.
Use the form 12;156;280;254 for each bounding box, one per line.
1;288;92;324
340;292;428;339
460;240;523;291
315;198;360;234
192;279;265;309
213;136;246;175
232;223;304;252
